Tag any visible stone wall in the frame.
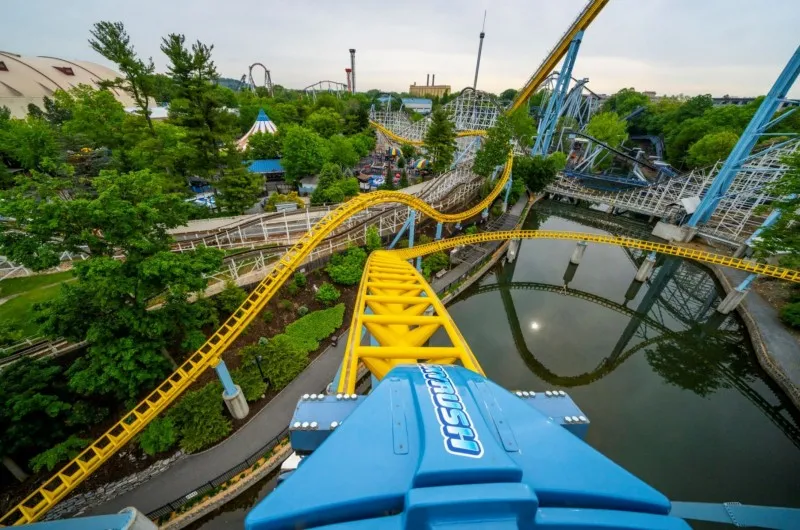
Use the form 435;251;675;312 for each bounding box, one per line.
43;452;185;521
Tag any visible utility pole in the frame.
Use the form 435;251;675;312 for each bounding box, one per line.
473;11;487;90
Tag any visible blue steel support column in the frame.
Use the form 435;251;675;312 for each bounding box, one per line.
531;30;585;156
407;209;422;271
502;173;513;212
214;360;237;397
435;222;443;240
688;45;800;227
389;216;412;249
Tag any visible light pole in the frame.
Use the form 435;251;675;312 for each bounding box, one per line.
253;355;267;383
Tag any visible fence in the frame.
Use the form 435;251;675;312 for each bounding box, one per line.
146;427;290;521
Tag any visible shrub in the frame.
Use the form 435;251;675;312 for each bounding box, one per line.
326;246;367;285
29;436;90;472
422;251;449;279
216;281;246;315
278;299;293;311
465;225;478;235
365;226;382;253
293;272;307;289
417;234;432;245
287;282;299;296
138;417;178;456
297;305;309;316
232;366;268;401
262;310;274;323
286;303;344;346
259;334;309;389
316;282;341;306
169;382;232;453
780;302;800;329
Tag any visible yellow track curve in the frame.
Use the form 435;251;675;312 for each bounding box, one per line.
370;120;487;146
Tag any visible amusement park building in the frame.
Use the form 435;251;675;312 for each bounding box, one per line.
0;51;135;118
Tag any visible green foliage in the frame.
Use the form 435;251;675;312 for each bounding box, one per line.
600;88;649;119
586;112;629;147
316;282;341;306
293;272;307;289
754;153;800;269
249;335;307;389
265;191;305;212
327;135;360;168
422;251;449;279
55;86;127;151
507;107;536;148
246;131;281;159
285;304;345;350
423;108;457;174
473;116;512;177
307;108;343;138
465;225;478;235
779;302;800;329
169;381;231;453
216;166;263;214
312;163;359;205
29;436;89;472
400;143;416;159
287;282;300;296
138;417;178;456
297;305;309;316
231;366;267;401
216;281;247;315
281;124;329;183
399;169;409;188
262;310;274;323
512;154;560;193
365;226;382;252
0;116;61;171
686;131;739;168
278;299;293;311
326;246;368;285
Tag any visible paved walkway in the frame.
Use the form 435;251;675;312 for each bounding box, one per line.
718;267;800;407
90;333;347;516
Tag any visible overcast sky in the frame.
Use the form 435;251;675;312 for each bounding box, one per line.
3;0;799;97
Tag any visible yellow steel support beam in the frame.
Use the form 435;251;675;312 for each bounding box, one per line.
337;252;484;394
509;0;610;113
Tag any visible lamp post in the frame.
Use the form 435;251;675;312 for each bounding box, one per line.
253;355;267;383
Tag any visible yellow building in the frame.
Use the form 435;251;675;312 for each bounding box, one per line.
409;84;451;99
0;51;135;118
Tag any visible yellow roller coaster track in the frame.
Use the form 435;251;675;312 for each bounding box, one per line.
334;232;800;393
4;148;797;524
370;120;487;146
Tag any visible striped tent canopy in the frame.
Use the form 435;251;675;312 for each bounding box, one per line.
414;159;429;169
237;109;278;150
388;147;399;156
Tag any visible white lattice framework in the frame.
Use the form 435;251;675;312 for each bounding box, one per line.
370;88;503;143
546;138;800;244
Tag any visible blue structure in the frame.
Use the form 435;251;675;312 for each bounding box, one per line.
687;45;800;227
246;365;689;529
214;360;238;397
532;31;584;156
247;159;284;175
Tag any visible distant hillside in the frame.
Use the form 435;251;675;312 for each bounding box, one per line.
218;77;246;91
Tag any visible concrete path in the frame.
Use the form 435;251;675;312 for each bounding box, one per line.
90;333;347;516
718;268;800;406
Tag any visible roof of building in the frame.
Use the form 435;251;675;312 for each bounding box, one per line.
0;51;136;118
401;98;432;105
237;108;278;150
247;159;284;173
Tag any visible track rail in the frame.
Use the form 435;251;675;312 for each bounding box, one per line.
369;120;486;147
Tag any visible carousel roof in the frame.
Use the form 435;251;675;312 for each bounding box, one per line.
236;109;278;150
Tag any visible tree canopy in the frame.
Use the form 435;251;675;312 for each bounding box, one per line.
424;108;457;174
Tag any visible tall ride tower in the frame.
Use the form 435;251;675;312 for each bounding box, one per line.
472;11;487;90
349;49;356;94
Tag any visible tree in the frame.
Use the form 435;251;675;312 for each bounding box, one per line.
753;152;800;269
421;251;449;279
586;112;629;147
601;88;649;118
29;436;89;472
216;164;263;214
89;21;157;134
0;170;224;400
423;108;457;174
513;154;560;193
326;246;368;285
686;131;739;168
0;116;60;171
499;88;518;104
160;33;239;178
342;100;369;134
246;132;281;159
307;107;343;138
399;169;409;188
281;124;328;184
53;86;128;152
507;107;537;148
243;335;308;389
327;134;359;169
311;162;343;205
472;116;512;177
400;143;416;160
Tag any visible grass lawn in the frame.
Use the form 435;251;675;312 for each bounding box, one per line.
0;270;74;298
0;272;74;338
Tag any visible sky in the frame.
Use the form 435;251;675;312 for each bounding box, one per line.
3;0;799;98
